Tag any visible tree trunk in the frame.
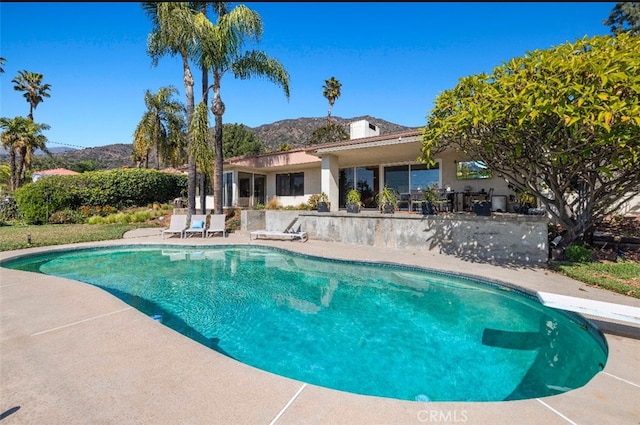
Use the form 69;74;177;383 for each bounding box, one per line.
199;60;209;215
9;150;17;191
182;54;196;215
211;91;225;215
155;140;161;170
17;147;27;188
200;173;207;214
187;156;197;214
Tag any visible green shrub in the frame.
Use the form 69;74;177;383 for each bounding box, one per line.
131;211;153;223
79;205;118;217
48;209;85;224
103;213;118;224
565;244;593;263
86;215;103;225
15;177;79;224
113;212;131;224
0;196;21;222
227;219;240;233
75;168;187;208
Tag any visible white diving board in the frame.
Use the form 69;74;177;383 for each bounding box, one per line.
537;291;640;325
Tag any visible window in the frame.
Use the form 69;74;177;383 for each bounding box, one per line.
339;167;379;208
384;165;410;194
276;172;304;196
238;172;252;197
456;161;492;180
222;172;233;208
410;163;440;191
383;163;440;193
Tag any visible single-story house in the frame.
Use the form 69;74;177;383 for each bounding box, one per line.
223;119;515;213
31;168;79;182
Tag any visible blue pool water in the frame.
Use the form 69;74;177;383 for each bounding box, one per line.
3;245;608;402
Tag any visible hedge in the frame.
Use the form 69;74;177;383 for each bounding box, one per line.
15;168;187;224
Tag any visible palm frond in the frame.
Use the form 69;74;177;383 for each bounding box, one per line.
231;50;290;99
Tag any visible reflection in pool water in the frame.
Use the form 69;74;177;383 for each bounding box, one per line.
2;245;608;402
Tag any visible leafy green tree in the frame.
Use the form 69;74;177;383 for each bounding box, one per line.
421;33;640;248
0;164;11;194
308;123;349;145
12;70;51;120
221;123;265;158
604;2;640;36
69;159;99;173
132;86;185;169
197;4;290;214
0;116;50;190
322;77;342;126
29;155;63;173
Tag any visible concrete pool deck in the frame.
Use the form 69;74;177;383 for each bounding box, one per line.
1;228;639;424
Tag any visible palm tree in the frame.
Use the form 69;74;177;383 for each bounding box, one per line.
132;86;186;169
191;1;225;214
12;70;52;120
198;4;290;214
0;116;50;190
144;2;201;214
323;77;342;126
0;57;6;75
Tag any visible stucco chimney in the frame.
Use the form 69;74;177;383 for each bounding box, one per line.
349;120;380;140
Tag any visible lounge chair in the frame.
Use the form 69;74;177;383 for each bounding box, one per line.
184;214;208;238
162;214;188;239
250;218;308;242
206;214;227;238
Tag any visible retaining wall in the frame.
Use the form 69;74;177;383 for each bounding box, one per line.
241;210;549;265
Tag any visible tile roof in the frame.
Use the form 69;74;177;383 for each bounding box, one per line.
33;168;80;176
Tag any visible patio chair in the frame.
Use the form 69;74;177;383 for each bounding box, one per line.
250;217;308;242
206;214;227;238
184;214;208;238
434;189;452;213
162;214;188;239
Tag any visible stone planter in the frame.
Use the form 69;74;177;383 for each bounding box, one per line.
346;202;361;213
317;201;329;213
380;202;394;214
421;201;436;215
473;201;492;216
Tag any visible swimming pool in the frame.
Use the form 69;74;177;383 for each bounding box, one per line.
2;245;608;402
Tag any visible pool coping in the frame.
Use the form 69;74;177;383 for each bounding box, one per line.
1;230;639;424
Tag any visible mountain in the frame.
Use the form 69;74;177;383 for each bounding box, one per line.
12;116;418;171
251;115;419;151
36;146;77;155
23;143;137;171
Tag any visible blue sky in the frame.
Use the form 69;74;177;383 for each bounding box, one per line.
1;2;616;149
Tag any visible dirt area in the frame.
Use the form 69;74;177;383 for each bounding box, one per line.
591;215;640;263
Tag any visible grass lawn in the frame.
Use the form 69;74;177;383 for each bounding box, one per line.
2;221;638;300
0;223;158;252
550;260;640;299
